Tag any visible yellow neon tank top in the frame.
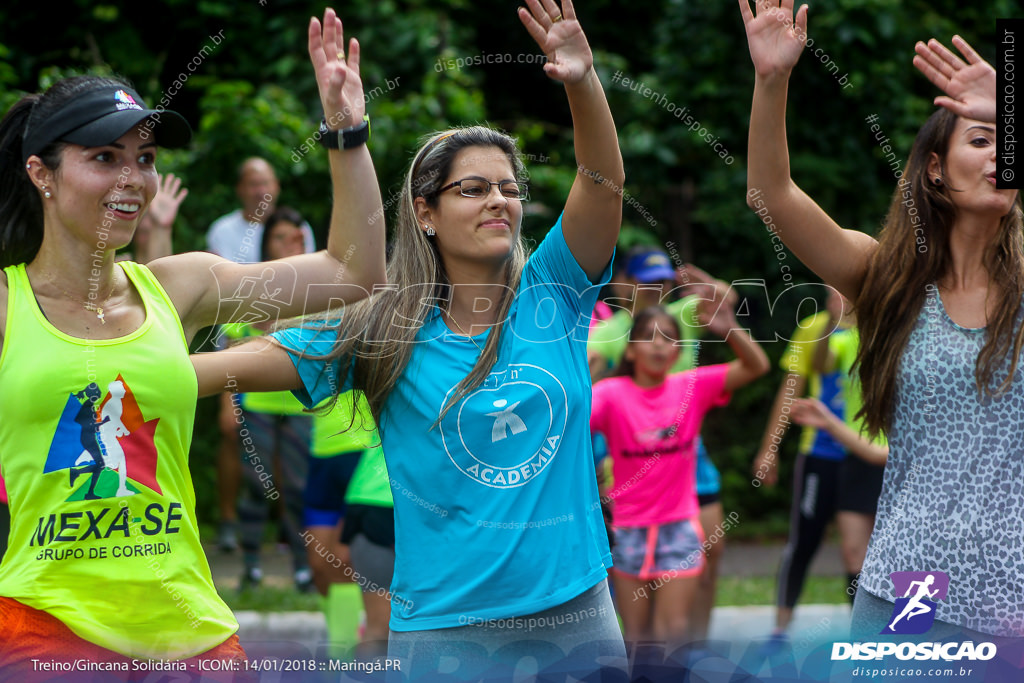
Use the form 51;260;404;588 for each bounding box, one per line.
0;262;237;658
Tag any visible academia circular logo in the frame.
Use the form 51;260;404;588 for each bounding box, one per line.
440;364;566;488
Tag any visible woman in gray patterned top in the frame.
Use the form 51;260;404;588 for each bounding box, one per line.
739;0;1021;639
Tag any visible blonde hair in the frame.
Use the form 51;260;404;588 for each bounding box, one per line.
301;125;529;430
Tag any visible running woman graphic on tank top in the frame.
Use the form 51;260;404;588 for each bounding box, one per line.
51;376;161;501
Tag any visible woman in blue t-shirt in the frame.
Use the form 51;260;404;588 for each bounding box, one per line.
194;0;628;676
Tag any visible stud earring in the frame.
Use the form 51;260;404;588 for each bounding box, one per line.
424;224;435;236
43;187;52;198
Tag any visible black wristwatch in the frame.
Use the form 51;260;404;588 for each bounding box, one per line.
318;115;371;150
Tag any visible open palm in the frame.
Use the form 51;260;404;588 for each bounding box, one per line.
791;398;830;429
519;0;592;85
308;8;364;129
914;36;996;123
738;0;808;78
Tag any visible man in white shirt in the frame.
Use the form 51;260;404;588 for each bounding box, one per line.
206;157;315;553
206;157;315;262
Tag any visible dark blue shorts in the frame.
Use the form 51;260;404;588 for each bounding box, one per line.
302;450;363;527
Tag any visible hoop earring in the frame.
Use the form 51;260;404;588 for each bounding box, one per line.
932;177;943;187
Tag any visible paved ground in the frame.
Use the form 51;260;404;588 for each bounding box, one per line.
207;540;853;657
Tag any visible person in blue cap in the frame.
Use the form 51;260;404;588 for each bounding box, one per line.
587;247;735;640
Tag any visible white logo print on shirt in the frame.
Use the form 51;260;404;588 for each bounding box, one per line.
486;399;528;442
440;364;566;489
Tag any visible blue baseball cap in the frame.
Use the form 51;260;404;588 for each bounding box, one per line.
625;248;675;283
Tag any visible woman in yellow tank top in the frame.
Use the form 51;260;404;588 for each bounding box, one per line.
0;9;385;674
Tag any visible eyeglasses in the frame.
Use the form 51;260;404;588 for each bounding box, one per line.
437;178;529;201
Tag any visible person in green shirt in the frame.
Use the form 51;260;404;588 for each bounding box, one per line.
791;313;888;617
221;207;317;593
302;391;378;657
755;289;855;648
340;442;395;660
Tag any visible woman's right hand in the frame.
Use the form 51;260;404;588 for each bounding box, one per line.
738;0;809;80
308;8;364;130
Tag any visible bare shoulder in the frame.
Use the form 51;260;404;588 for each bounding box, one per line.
146;251;232;340
146;250;227;306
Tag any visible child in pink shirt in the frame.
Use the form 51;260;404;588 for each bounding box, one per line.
591;303;768;645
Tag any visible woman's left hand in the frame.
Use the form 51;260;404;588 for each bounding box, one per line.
913;35;995;123
308;8;364;130
518;0;592;85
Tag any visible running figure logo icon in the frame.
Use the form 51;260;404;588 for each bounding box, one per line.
486;399;528;442
46;375;162;501
882;571;950;635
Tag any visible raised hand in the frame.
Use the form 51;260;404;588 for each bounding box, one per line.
696;287;739;340
135;173;188;262
678;263;738;311
913;36;996;123
738;0;809;79
308;8;363;130
147;173;188;231
518;0;592;85
790;397;832;430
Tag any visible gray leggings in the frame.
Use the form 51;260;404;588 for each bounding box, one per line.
387;579;627;681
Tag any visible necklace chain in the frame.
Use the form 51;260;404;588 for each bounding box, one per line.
43;270;117;325
445;309;487;353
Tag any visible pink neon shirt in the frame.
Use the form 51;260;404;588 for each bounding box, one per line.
591;364;731;527
588;300;613;332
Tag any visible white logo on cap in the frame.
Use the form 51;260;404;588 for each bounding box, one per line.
114;90;142;112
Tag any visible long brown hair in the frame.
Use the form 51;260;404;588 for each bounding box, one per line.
292;126;529;430
856;108;1024;437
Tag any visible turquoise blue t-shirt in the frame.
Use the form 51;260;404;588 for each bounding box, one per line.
272;217;613;631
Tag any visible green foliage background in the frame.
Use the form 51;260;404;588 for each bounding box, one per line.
2;0;1015;538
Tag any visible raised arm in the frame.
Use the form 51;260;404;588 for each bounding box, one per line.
913;36;996;124
135;173;188;263
698;291;770;392
738;0;876;301
791;397;887;465
519;0;623;281
152;8;387;341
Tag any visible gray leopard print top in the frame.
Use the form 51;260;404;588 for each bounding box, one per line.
860;284;1024;637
